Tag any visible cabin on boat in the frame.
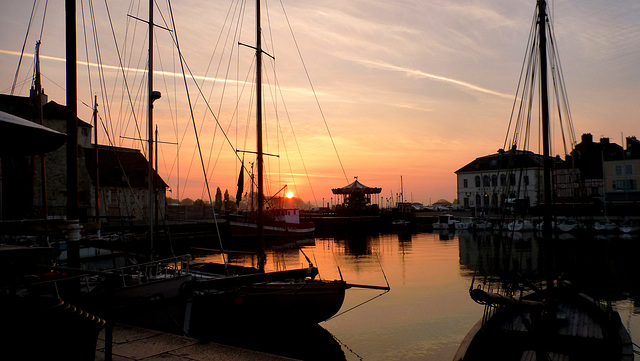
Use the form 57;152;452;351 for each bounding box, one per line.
0;92;168;226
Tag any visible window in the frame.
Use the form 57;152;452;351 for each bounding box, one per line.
475;176;481;187
615;165;622;176
625;164;633;175
500;174;506;186
491;175;497;187
613;179;637;191
483;175;490;187
509;173;516;186
463;179;468;188
523;175;529;185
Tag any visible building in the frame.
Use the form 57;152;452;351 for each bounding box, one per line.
456;134;638;216
603;136;640;212
0;92;167;226
455;146;551;214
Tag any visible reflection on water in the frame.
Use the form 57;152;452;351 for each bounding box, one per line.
195;230;640;361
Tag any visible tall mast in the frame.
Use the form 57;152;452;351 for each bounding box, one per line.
538;0;552;236
256;0;266;269
93;96;100;231
148;0;155;258
66;0;78;221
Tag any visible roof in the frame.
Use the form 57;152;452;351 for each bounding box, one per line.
0;110;67;155
332;179;382;194
84;145;168;189
455;149;551;174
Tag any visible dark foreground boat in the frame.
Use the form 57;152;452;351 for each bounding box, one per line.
453;279;634;361
455;1;634;360
186;266;348;338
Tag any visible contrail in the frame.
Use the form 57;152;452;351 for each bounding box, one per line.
355;58;513;99
0;49;226;83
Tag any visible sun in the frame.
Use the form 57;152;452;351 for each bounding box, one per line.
285;191;294;199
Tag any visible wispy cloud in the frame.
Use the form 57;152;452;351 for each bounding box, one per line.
351;58;513;99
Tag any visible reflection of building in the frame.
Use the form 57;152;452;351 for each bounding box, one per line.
331;178;381;215
0;92;167;224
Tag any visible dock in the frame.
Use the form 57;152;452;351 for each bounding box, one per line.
94;323;298;361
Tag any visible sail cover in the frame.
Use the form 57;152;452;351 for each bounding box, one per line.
0;110;67;156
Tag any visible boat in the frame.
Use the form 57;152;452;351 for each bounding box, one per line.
433;214;459;229
454;277;634;361
228;207;316;238
618;219;640;234
506;219;533;232
455;1;633;360
455;217;475;230
473;219;493;231
593;219;618;232
183;0;389;336
557;218;580;233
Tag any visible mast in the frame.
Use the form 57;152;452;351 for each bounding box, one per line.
33;41;48;218
93;96;100;231
66;0;79;222
538;0;552;236
256;0;266;269
148;0;155;258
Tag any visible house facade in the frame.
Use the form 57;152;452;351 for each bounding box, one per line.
456;134;638;216
455;147;547;214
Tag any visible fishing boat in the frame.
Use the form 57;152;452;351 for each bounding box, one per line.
228;207;316;238
455;1;633;360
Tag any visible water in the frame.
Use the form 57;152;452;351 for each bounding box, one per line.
197;230;640;360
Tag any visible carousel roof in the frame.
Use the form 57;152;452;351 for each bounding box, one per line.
332;179;382;195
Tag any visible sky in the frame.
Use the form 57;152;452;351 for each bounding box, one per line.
1;0;638;207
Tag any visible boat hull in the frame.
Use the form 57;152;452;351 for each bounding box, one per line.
188;280;347;338
454;285;633;361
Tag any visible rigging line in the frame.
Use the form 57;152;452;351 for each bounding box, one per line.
278;0;348;184
11;0;38;95
80;0;95;106
504;9;536;150
102;0;145;153
168;0;228;270
91;0;118;145
327;290;390;321
37;0;48;43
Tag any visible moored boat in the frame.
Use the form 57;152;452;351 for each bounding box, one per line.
454;279;634;361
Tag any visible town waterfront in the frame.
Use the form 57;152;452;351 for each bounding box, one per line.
196;229;640;360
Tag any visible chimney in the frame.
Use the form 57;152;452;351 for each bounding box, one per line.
581;133;593;144
600;137;609;145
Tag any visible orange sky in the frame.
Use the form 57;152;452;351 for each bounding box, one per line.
1;1;638;206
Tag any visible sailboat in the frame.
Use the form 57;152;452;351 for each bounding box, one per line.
454;2;633;360
183;0;389;338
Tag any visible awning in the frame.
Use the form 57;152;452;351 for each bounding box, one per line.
0;110;67;155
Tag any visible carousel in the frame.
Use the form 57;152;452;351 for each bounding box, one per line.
331;177;382;215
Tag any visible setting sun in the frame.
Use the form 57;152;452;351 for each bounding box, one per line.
285;191;294;199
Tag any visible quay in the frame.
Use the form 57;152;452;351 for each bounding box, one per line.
94;323;297;361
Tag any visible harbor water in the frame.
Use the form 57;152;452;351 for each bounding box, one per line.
196;229;640;360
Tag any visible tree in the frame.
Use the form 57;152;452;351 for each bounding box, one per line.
223;189;237;213
194;199;206;207
214;187;223;212
181;198;194;206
